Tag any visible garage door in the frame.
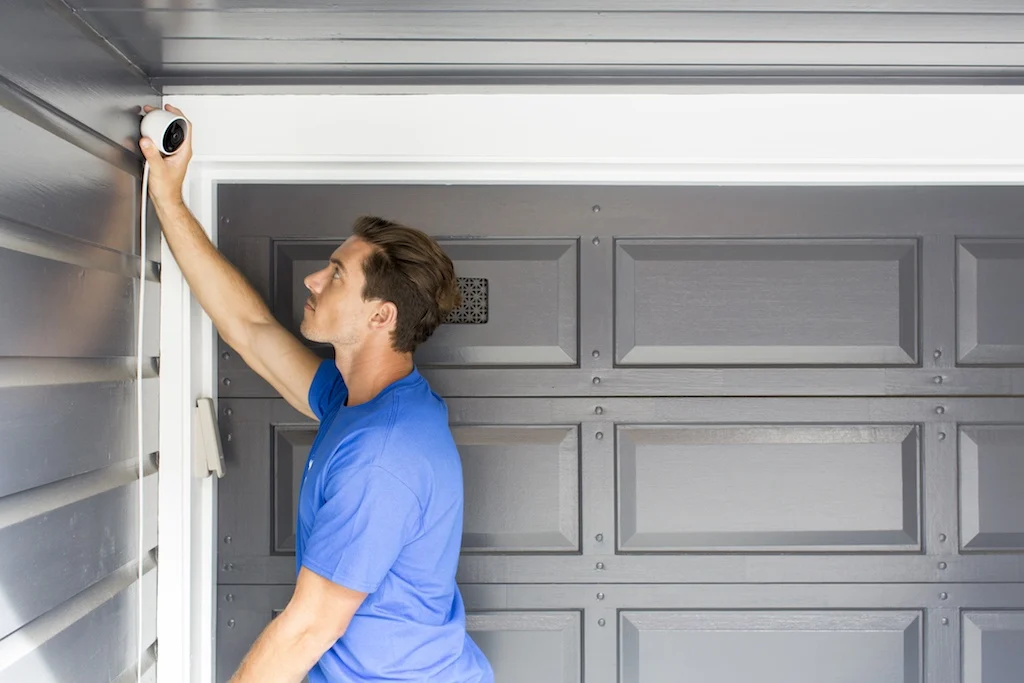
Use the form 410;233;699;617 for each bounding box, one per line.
214;184;1024;683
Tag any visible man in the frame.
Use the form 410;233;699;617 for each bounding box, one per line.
140;105;494;683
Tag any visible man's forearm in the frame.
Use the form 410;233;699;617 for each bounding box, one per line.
229;612;331;683
154;200;273;347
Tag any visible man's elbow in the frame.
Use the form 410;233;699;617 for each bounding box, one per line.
276;607;350;660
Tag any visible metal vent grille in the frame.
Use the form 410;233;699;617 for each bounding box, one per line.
445;277;488;324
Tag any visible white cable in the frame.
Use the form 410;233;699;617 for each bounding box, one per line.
137;159;150;682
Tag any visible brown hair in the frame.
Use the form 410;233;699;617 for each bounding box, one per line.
352;215;461;353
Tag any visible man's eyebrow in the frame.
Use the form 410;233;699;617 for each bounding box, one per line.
330;257;345;271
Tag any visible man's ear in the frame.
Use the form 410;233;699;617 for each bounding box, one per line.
369;301;399;331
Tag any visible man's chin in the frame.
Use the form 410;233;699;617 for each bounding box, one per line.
298;322;320;343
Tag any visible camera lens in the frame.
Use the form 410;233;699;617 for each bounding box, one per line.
163;120;185;152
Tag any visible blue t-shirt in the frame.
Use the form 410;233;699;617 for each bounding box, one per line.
297;359;494;683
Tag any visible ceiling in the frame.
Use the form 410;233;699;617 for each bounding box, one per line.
60;0;1024;87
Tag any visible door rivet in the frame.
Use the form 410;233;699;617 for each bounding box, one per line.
223;535;232;544
595;533;604;542
593;377;601;385
595;406;604;415
592;237;600;246
938;432;946;441
934;349;942;359
592;350;600;358
596;562;605;570
935;406;945;414
592;205;601;213
223;378;231;387
598;618;606;627
225;594;234;602
227;619;235;628
595;432;604;440
939;534;947;542
941;617;949;625
940;592;948;600
939;562;948;570
934;376;943;384
597;592;605;600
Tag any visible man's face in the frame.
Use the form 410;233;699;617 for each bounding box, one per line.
300;236;381;347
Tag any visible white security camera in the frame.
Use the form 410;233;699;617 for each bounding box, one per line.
141;109;188;155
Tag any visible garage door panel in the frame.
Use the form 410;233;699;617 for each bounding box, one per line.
467;611;581;683
615;239;918;367
957;240;1024;365
620;611;922;683
458;424;581;553
963;611;1024;683
273;427;316;554
617;424;920;553
959;425;1024;552
419;239;578;367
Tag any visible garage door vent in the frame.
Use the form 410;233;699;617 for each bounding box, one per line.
445;277;488;325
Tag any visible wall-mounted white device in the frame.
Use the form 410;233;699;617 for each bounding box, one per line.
140;108;188;156
194;398;226;479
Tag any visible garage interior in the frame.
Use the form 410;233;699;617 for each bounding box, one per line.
2;2;1024;683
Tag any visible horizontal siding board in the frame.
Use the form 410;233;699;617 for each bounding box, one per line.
0;107;139;255
79;11;1024;43
139;39;1024;67
66;1;1024;13
0;381;140;498
0;246;160;358
0;0;157;149
0;472;156;640
0;562;156;683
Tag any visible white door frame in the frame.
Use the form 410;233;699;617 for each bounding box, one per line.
155;91;1024;683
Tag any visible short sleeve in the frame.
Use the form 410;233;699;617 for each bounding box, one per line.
308;359;348;421
301;464;423;594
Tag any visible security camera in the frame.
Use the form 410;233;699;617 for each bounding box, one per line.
141;109;188;155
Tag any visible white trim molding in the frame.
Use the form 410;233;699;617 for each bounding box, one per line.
156;90;1024;682
171;92;1024;184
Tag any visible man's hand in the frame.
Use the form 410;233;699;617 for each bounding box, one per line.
229;567;368;682
139;104;192;210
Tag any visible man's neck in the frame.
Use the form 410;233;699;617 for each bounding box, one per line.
334;346;414;407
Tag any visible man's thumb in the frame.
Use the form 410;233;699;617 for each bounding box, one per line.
140;138;160;162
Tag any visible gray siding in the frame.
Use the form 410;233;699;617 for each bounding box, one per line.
0;1;160;681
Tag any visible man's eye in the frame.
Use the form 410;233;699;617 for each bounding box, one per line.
333;270;341;280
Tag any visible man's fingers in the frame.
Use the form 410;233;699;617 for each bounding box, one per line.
164;104;185;117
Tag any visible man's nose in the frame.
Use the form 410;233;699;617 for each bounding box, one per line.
303;268;325;293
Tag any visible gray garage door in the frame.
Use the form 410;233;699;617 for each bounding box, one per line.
214;185;1024;683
